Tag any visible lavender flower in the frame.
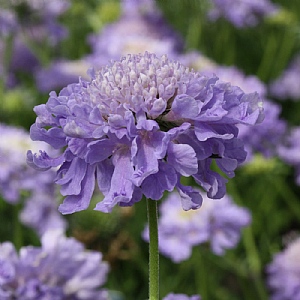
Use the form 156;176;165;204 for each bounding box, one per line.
0;123;53;203
163;293;201;300
199;65;267;98
87;0;183;68
20;190;67;236
0;229;109;299
28;52;263;214
0;10;17;37
270;54;300;101
267;236;300;300
277;127;300;185
143;190;251;262
238;100;287;160
35;59;90;93
13;0;70;45
207;0;279;28
0;123;66;235
36;0;182;93
0;36;39;88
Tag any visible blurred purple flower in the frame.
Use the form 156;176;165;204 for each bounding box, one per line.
0;123;66;235
238;100;287;160
28;52;263;214
0;0;70;89
35;0;182;93
14;0;70;45
163;293;201;300
270;54;300;101
207;0;279;28
277;127;300;185
35;59;90;93
267;236;300;300
87;0;183;68
20;190;67;236
0;36;40;88
200;65;267;98
0;229;109;300
0;10;18;37
143;190;251;262
0;123;53;203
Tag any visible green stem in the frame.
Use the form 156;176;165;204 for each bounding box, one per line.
147;199;159;300
195;248;208;300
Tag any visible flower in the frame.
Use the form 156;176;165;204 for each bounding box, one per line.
0;123;53;203
87;0;183;68
237;100;287;161
35;59;90;93
0;229;109;299
143;190;251;262
36;0;182;93
0;123;66;235
199;65;267;98
270;54;300;101
163;293;201;300
0;9;18;37
277;127;300;185
20;190;67;236
207;0;279;28
28;52;263;214
266;236;300;300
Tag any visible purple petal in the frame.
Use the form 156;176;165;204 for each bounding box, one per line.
96;160;114;195
30;124;66;149
56;158;87;196
59;164;96;214
27;150;65;171
95;148;134;213
194;122;234;141
141;161;177;200
171;94;200;119
193;160;227;199
176;183;203;210
167;143;197;176
86;139;115;164
216;157;237;178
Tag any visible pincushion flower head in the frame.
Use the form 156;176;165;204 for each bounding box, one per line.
267;236;300;300
27;52;263;214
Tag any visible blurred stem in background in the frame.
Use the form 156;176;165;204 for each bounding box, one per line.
0;34;14;94
13;202;23;250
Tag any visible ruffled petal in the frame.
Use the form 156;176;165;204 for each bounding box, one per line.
176;183;203;210
167;143;197;176
96;160;114;195
59;164;96;214
141;161;177;200
193;160;227;199
95;148;134;213
56;158;87;196
171;94;200;119
27;150;65;171
86;139;115;164
30;124;66;149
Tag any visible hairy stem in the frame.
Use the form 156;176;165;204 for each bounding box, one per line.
147;198;159;300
